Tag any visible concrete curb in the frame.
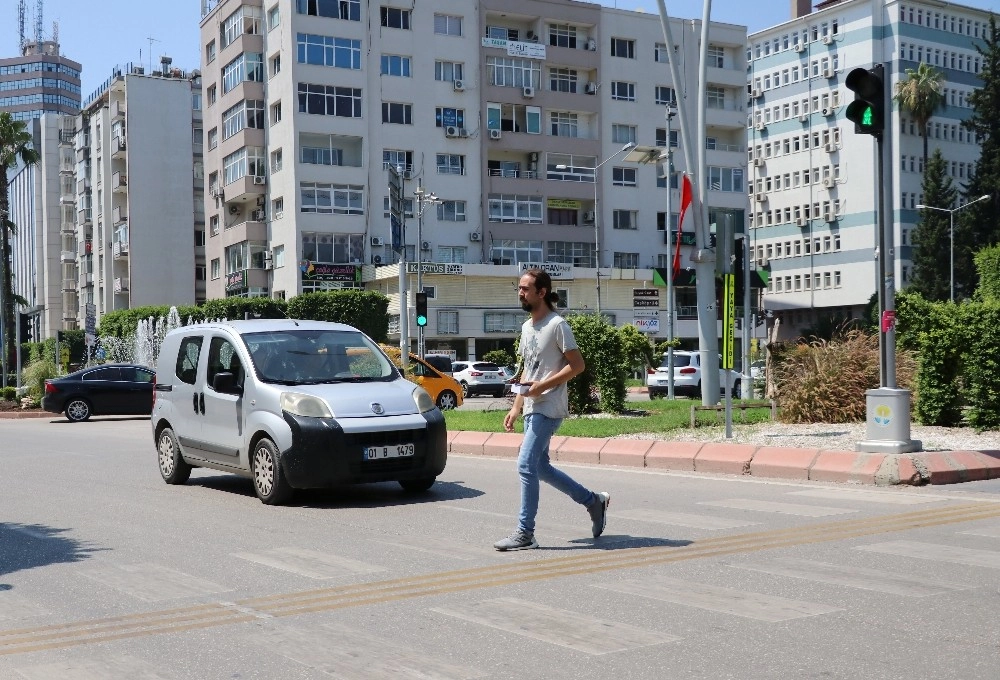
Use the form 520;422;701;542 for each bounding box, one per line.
0;411;54;419
448;430;1000;486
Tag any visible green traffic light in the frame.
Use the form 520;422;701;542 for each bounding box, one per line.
416;315;428;327
861;106;873;126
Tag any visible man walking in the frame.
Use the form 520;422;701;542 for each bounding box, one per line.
494;268;611;551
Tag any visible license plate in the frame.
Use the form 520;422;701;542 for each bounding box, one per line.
364;443;415;460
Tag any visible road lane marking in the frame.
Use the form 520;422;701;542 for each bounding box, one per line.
594;577;842;622
700;498;858;517
14;655;173;679
432;598;679;655
613;509;759;530
77;563;229;602
2;502;999;656
733;557;973;596
232;547;386;579
959;524;1000;539
786;489;948;505
856;540;1000;569
251;622;487;679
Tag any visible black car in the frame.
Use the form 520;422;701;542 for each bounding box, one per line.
41;364;155;422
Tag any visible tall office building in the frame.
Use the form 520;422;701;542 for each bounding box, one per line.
0;39;81;122
747;0;989;338
74;63;204;326
200;0;747;358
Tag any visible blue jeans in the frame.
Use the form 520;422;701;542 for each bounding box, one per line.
517;413;595;534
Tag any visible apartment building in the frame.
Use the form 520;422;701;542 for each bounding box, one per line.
747;0;989;338
200;0;748;359
74;64;203;325
3;39;81;341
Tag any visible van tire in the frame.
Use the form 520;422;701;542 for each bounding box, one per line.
399;477;435;492
460;381;470;398
252;438;293;505
436;390;458;410
157;427;192;485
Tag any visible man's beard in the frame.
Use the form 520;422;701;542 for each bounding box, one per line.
520;298;534;312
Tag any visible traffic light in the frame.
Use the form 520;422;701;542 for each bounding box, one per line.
845;65;885;137
734;237;747;299
414;291;428;327
388;165;404;251
18;313;31;342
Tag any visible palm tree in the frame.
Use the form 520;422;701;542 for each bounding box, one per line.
0;112;40;380
894;63;945;168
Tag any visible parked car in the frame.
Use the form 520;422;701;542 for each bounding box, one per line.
646;351;744;399
496;365;518;394
380;348;463;410
451;361;506;398
42;364;155;422
151;320;448;505
421;354;454;376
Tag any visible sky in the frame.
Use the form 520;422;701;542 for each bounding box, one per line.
5;0;999;98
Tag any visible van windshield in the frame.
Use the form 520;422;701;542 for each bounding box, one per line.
241;330;397;384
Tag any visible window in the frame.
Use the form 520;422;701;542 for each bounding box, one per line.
437;200;466;221
484;312;522;333
707;44;725;68
436;154;465;175
549;24;577;49
546;241;595;267
382;102;412;124
487;194;543;223
435;107;465;128
300;183;364;215
612;210;637;230
438;310;459;334
706;166;744;192
611;38;635;59
380;54;411;77
611;81;635;102
270;101;281;125
270;148;282;173
381;7;410;28
655;86;676;106
222;53;264;93
549;67;578;93
437;246;466;264
612;124;636;144
208;127;218;149
210;259;220;279
301;231;365;263
435;60;464;82
206;40;216;63
272;244;285;268
434;14;462;36
297;0;360;21
383;149;413;174
221;5;263;48
298;83;362;117
267;5;279;30
175;336;204;384
549;111;578;137
612;167;636;187
269;53;281;77
486;57;539;88
613;252;639;268
706;86;726;109
296;34;362;69
210;215;220;236
654;43;670;63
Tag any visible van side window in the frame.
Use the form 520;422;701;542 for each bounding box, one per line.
411;360;432;377
207;336;244;389
175;336;204;385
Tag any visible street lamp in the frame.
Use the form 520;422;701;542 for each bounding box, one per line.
915;194;989;302
413;183;441;358
592;141;635;315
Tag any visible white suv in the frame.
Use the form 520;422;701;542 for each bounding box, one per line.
451;361;506;398
646;351;743;399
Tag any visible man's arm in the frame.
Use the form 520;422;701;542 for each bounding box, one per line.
522;348;584;398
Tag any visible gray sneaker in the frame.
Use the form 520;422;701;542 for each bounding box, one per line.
494;529;538;551
587;491;611;538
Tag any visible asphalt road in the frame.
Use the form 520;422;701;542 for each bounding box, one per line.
2;418;1000;679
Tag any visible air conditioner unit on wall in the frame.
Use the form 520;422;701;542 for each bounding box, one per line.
253;175;265;185
585;82;597;95
823;34;834;45
469;232;481;242
228;205;239;215
583;210;596;222
489;129;502;140
421;240;431;250
795;41;805;52
823;177;836;189
453;79;465;91
755;193;767;203
751;88;762;99
755;122;766;131
825;211;836;222
445;125;459;137
825;141;837;152
798;113;808;122
252;209;265;221
796;217;807;227
753;157;764;167
371;236;384;246
371;254;384;265
522;86;535;98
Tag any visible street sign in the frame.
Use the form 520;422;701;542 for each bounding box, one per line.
722;273;735;369
633;317;660;334
632;288;659;298
633;309;659;318
632;298;659;308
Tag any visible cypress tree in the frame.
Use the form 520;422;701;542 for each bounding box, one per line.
910;149;956;301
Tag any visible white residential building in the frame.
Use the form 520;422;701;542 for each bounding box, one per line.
748;0;989;338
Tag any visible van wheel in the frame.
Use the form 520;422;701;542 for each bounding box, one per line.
252;438;293;505
65;398;92;422
157;427;191;484
460;381;470;398
436;390;458;410
399;477;435;492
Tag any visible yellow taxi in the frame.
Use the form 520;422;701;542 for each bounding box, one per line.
380;346;463;410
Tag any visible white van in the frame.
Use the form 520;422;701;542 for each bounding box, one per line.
151;320;448;505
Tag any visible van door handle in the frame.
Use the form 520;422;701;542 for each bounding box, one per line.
199;392;205;415
193;393;199;413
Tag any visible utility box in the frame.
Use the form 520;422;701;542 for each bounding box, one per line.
856;387;922;454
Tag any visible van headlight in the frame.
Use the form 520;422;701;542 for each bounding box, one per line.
412;386;435;413
280;392;334;418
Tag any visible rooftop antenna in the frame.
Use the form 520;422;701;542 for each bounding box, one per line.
146;36;160;74
52;20;57;46
17;0;26;52
34;0;42;53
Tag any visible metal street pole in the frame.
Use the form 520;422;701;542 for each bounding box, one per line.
416;180;424;359
736;234;751;400
664;108;676;399
593;141;635;316
916;195;989;303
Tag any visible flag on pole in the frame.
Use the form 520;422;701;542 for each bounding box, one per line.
672;174;693;278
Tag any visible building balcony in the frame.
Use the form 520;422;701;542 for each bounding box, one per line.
77;208;92;224
222;174;266;206
76;177;90;194
114;277;129;293
60;250;77;263
112;99;126;120
61;193;76;205
113;241;129;259
77;239;92;257
62;278;77;291
111;136;126;159
61;221;75;235
59;130;75;145
113;206;127;224
112;171;127;193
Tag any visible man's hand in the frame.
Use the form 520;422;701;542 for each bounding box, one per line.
503;407;520;432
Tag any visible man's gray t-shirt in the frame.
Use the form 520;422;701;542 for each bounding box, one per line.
519;311;578;419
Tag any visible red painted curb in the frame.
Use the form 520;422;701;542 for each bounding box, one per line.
809;450;886;485
482;432;522;459
555;436;608;464
599;439;653;467
695;442;756;476
0;411;51;419
750;447;820;481
646;440;702;471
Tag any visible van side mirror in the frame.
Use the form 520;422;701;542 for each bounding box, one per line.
212;371;242;395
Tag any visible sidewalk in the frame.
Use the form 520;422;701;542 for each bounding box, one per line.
447;430;1000;487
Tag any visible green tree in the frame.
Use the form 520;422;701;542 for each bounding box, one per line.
956;15;1000;299
910;149;957;301
975;244;1000;302
894;63;945;168
0;112;40;378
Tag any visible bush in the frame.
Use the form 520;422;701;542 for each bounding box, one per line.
287;291;389;342
565;314;627;414
1;386;15;401
774;329;916;423
483;349;514;367
22;358;57;400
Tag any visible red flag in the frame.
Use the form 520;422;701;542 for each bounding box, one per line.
672;174;693;278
